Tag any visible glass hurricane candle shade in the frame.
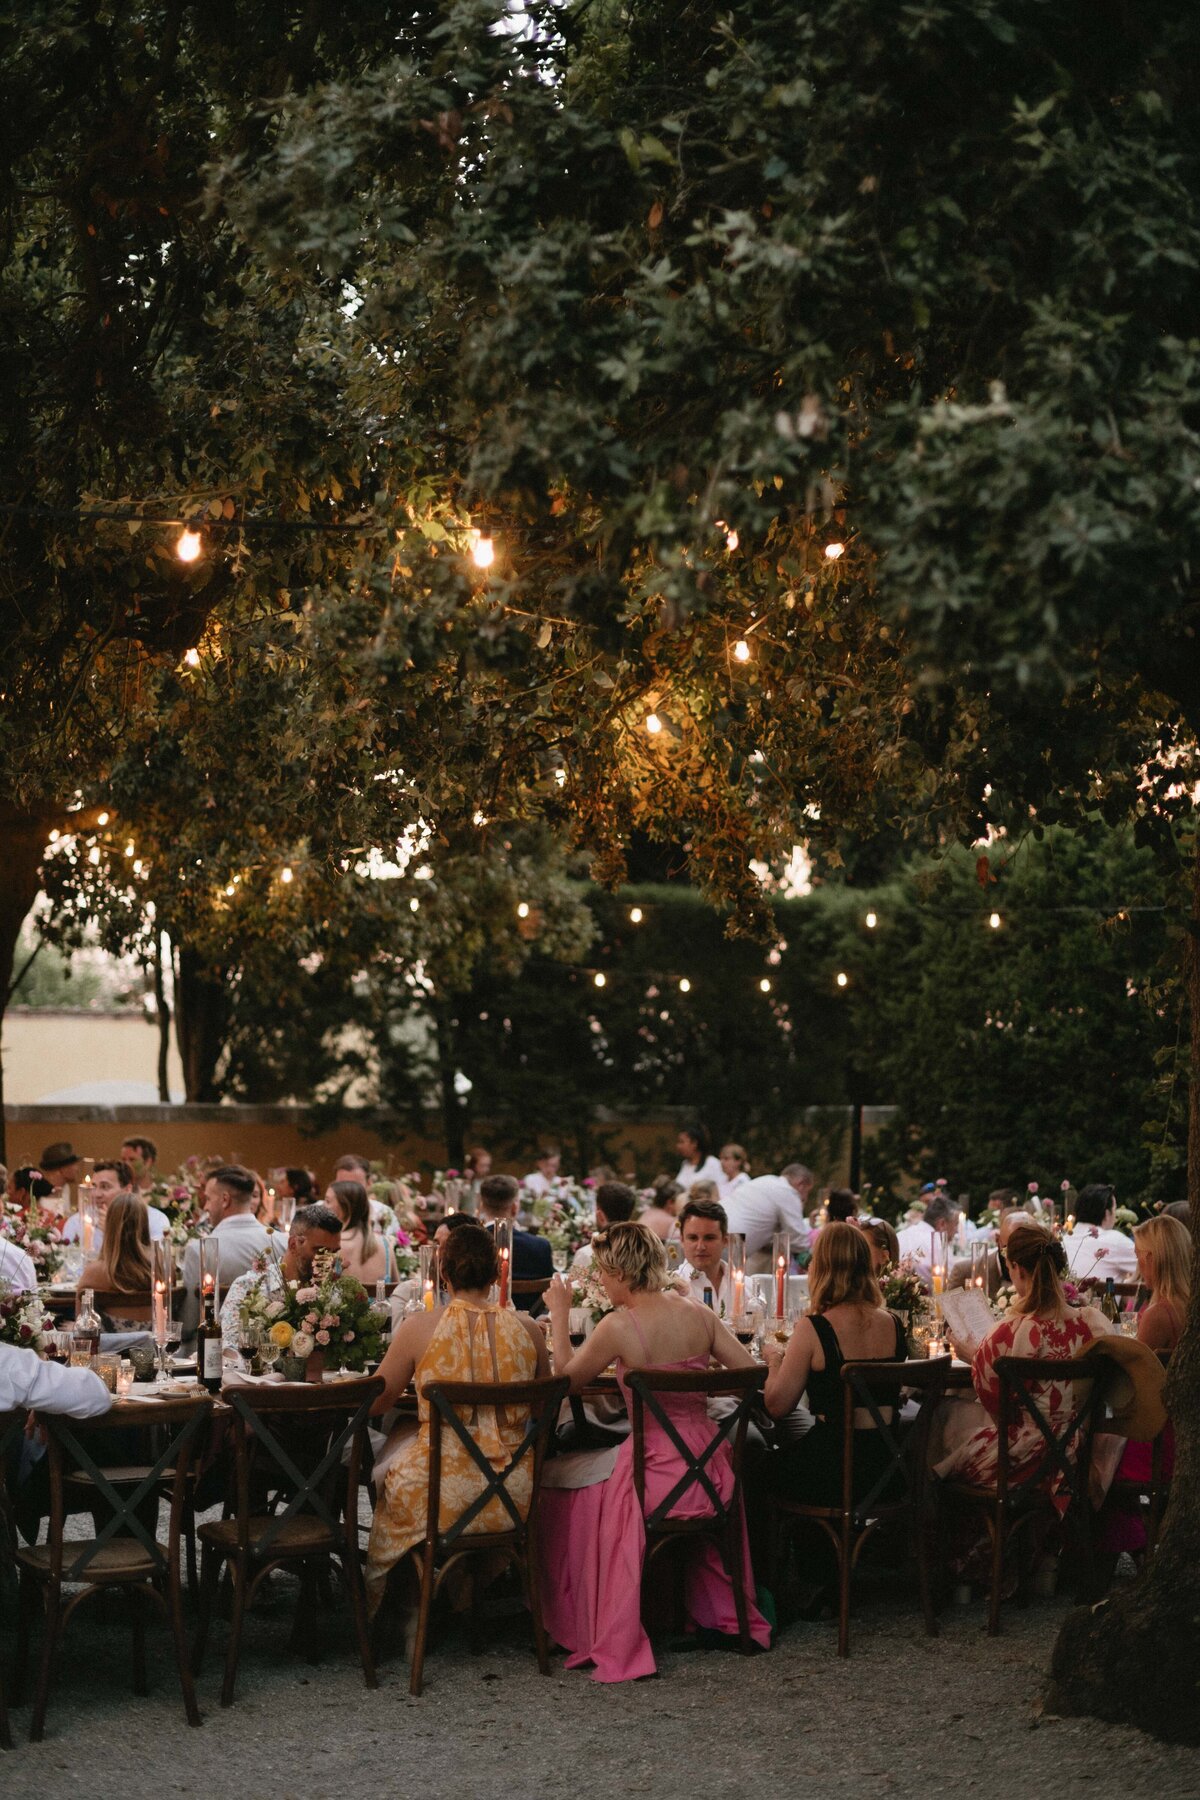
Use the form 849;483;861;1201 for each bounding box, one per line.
970;1244;988;1292
493;1217;514;1308
772;1230;791;1322
151;1239;175;1386
727;1234;747;1324
418;1242;437;1311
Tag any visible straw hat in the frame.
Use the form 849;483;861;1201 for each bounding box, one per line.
1074;1334;1168;1441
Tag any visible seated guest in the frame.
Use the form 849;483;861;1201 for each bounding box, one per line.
280;1167;316;1204
7;1165;54;1218
39;1141;83;1219
365;1223;548;1623
674;1123;725;1191
433;1210;478;1251
571;1181;638;1270
522;1145;562;1198
478;1174;553;1310
1161;1200;1191;1231
717;1143;751;1202
77;1193;153;1320
947;1201;1027;1299
62;1160;170;1245
325;1178;390;1284
0;1231;36;1293
857;1217;899;1276
824;1188;858;1224
1065;1183;1139;1282
935;1223;1110;1498
118;1135;158;1194
895;1192;958;1281
638;1176;684;1243
180;1165;276;1341
759;1223;907;1515
541;1222;770;1680
1098;1214;1190;1564
677;1194;732;1314
2;1340;113;1541
220;1203;343;1349
725;1164;814;1269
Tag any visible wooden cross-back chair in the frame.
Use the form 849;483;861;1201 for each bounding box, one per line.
768;1357;950;1656
625;1365;766;1654
193;1376;383;1706
14;1396;212;1740
405;1373;568;1696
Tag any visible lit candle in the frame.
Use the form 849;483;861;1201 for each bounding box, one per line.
1066;1214;1075;1235
732;1268;746;1321
930;1230;945;1297
498;1245;511;1309
423;1280;435;1311
153;1279;167;1341
775;1255;787;1320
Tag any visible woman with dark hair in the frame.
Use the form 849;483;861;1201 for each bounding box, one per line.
7;1166;54;1217
674;1124;723;1192
365;1223;549;1622
281;1167;316;1203
935;1222;1110;1497
325;1178;389;1284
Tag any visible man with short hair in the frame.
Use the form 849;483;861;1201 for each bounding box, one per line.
38;1141;82;1218
896;1193;960;1282
61;1160;170;1244
478;1173;552;1311
947;1203;1027;1299
522;1146;562;1198
119;1136;158;1194
724;1163;814;1270
333;1152;371;1181
571;1182;637;1270
180;1165;276;1341
677;1196;732;1315
219;1202;343;1350
1065;1183;1138;1282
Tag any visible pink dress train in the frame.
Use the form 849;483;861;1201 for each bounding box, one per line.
537;1347;770;1682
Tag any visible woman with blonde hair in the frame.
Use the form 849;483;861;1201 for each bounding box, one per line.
718;1143;750;1201
755;1222;907;1569
541;1221;770;1680
78;1194;152;1317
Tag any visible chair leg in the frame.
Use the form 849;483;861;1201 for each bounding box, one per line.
219;1563;250;1708
409;1544;438;1697
192;1542;219;1675
915;1508;938;1639
836;1525;853;1659
725;1513;754;1655
0;1670;11;1752
12;1566;35;1704
522;1535;552;1675
130;1586;149;1695
986;1507;1005;1638
168;1564;203;1728
183;1487;199;1603
29;1579;62;1743
344;1551;378;1691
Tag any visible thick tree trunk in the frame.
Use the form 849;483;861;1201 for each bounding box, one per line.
173;943;228;1102
0;809;53;1165
1046;828;1200;1741
433;1000;465;1167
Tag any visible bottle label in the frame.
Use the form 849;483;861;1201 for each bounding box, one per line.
203;1335;223;1381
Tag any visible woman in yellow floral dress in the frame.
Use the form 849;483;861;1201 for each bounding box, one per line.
365;1222;548;1616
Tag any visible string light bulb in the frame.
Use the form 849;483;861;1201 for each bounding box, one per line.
471;534;495;571
175;529;202;563
183;647;201;668
96;812;109;826
725;529;739;551
824;541;845;561
989;911;1002;930
594;972;607;988
629;906;643;924
517;902;530;919
645;712;662;735
679;977;691;994
733;639;751;663
554;768;566;787
835;971;849;988
759;977;771;993
280;865;294;884
865;910;878;929
410;897;420;912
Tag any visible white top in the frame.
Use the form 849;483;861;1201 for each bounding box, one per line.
1065;1226;1139;1283
723;1174;813;1255
180;1215;279;1339
220;1263;284;1351
0;1238;37;1293
523;1172;551;1197
717;1170;750;1203
0;1343;111;1418
678;1260;729;1317
62;1203;170;1244
895;1221;960;1283
675;1154;725;1192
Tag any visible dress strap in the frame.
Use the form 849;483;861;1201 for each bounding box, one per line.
625;1306;651;1356
810;1311;841;1370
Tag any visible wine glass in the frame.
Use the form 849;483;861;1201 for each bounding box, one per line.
238;1320;261;1375
257;1331;280;1375
43;1329;70;1366
551;1248;568;1274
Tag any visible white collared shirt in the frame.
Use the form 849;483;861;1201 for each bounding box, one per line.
678;1260;729;1317
717;1170;750;1202
1065;1226;1139;1283
675;1155;725;1192
62;1202;170;1244
0;1343;111;1418
724;1175;813;1255
0;1239;37;1293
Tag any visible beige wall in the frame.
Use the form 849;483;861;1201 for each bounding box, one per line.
3;1010;184;1105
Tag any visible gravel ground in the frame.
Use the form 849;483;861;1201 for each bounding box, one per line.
2;1569;1195;1800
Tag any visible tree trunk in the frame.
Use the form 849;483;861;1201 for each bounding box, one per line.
174;942;228;1102
433;1000;465;1167
154;929;172;1102
1046;827;1200;1741
0;809;53;1165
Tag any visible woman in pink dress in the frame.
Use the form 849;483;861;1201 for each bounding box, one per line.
539;1221;770;1681
937;1221;1110;1505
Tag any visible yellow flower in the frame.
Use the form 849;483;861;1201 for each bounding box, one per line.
269;1321;294;1348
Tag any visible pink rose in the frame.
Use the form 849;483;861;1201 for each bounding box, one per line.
320;1314;337;1329
396;1229;411;1247
315;1329;331;1346
295;1286;318;1305
305;1311;319;1328
343;1330;355;1343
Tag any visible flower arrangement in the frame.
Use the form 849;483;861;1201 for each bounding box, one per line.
879;1257;927;1323
993;1281;1018;1316
527;1191;594;1259
276;1254;386;1372
570;1261;615;1326
0;1281;51;1352
1;1203;66;1281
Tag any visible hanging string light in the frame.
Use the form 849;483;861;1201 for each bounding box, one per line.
644;712;663;735
183;647;201;668
629;906;643;924
733;639;751;663
824;540;845;560
759;977;771;993
594;972;607;988
679;977;691;993
517;902;530;919
865;910;878;929
471;534;496;571
835;971;849;988
175;529;202;563
989;911;1002;930
280;866;294;885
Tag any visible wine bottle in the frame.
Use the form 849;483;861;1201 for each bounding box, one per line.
703;1284;715;1310
196;1285;223;1392
71;1290;102;1368
1102;1277;1120;1325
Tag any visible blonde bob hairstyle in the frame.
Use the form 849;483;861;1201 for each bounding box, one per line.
807;1220;883;1314
1134;1214;1192;1313
591;1220;672;1294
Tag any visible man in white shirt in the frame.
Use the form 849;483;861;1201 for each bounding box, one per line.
677;1195;732;1315
725;1164;814;1271
180;1165;277;1342
0;1236;37;1293
219;1202;343;1350
1065;1184;1139;1283
0;1341;111;1420
895;1193;963;1285
522;1146;562;1198
61;1160;170;1246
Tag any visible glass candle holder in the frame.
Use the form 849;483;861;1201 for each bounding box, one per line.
772;1230;791;1322
727;1233;747;1324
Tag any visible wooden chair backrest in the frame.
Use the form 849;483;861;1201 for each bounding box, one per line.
223;1376;384;1559
837;1356;951;1518
420;1374;569;1553
626;1366;766;1530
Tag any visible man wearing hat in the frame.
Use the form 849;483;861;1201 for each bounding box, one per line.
38;1141;83;1221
